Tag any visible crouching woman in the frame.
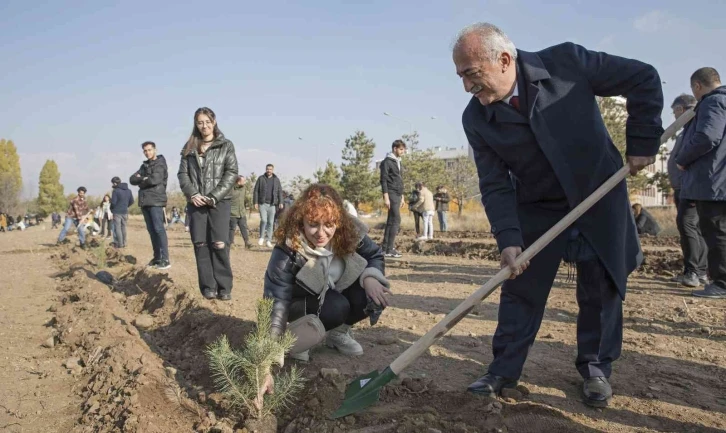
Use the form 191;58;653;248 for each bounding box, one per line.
263;184;391;362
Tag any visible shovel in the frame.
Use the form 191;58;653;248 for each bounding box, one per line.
331;109;694;419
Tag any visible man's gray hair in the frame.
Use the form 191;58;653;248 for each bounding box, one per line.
671;93;697;109
453;22;517;62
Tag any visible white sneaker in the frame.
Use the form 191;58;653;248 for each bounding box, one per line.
326;325;363;356
258;238;264;246
416;236;428;241
266;241;273;248
288;350;309;362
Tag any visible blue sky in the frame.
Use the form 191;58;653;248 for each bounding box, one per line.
1;0;724;199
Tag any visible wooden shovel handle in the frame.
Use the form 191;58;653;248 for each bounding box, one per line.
389;108;695;375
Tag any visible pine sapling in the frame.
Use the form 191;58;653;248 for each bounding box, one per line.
206;298;305;420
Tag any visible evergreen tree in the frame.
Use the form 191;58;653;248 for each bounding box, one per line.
314;160;342;192
37;160;66;216
399;131;448;195
0;139;22;212
340;131;378;208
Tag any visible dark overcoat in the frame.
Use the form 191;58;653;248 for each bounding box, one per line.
463;42;664;298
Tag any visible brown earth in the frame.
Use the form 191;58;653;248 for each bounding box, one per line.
0;219;724;432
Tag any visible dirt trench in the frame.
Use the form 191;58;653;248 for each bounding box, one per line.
43;243;614;433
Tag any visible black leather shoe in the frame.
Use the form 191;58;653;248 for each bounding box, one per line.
466;373;517;397
217;292;232;301
202;288;218;300
583;377;612;407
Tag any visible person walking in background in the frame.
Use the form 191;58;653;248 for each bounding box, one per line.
130;141;170;270
676;67;726;299
0;212;7;232
666;94;708;287
178;107;238;301
380;139;406;258
57;186;90;248
229;175;252;249
51;211;61;229
110;176;134;248
253;164;284;248
98;195;113;238
408;187;423;236
632;204;662;236
168;207;183;226
413;182;435;240
434;185;451;232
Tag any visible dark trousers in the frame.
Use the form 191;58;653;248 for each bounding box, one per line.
100;215;112;237
696;200;726;289
142;207;169;261
189;200;233;295
488;232;622;380
288;281;369;331
412;210;423;235
674;190;708;276
382;193;402;252
229;215;250;245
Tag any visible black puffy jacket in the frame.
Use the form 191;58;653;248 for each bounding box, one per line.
177;134;239;203
130;155;168;207
263;228;385;336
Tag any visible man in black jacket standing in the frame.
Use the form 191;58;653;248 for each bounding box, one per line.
130;141;170;270
677;67;726;299
110;177;134;248
380;139;406;258
253;164;284;248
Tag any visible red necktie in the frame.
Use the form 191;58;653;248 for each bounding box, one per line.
509;95;520;111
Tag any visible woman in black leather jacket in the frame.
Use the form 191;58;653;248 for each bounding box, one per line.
263;184;391;362
178;107;239;300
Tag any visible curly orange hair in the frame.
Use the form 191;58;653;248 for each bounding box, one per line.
275;184;359;255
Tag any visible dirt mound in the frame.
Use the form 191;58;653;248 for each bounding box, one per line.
47;242;592;433
636;249;683;276
639;235;680;248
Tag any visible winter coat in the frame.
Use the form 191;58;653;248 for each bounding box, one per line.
130;155;168;207
110;183;134;215
667;133;686;191
230;183;251;218
676;86;726;201
463;43;663;299
263;218;386;337
380;155;404;196
408;189;420;212
178;134;239;203
413;187;435;213
252;174;283;206
434;191;451;212
634;208;661;236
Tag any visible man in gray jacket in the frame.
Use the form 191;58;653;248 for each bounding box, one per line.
667;94;708;287
677;67;726;299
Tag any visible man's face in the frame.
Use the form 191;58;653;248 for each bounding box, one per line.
672;105;686;120
265;166;274;176
143;144;156;160
454;34;516;106
691;81;706;101
393;146;406;157
237;177;246;186
78;190;85;199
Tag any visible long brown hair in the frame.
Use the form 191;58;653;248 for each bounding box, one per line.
275;184;358;255
183;107;223;156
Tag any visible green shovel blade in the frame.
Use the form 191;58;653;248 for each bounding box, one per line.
331;366;397;419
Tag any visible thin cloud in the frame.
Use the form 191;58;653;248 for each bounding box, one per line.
634;10;673;33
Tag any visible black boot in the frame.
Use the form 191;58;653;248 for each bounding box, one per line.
466;373;517;397
583;377;612;407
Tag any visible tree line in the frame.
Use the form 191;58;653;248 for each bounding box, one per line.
1;97;663;219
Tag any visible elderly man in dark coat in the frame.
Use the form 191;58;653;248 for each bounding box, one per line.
454;23;663;407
